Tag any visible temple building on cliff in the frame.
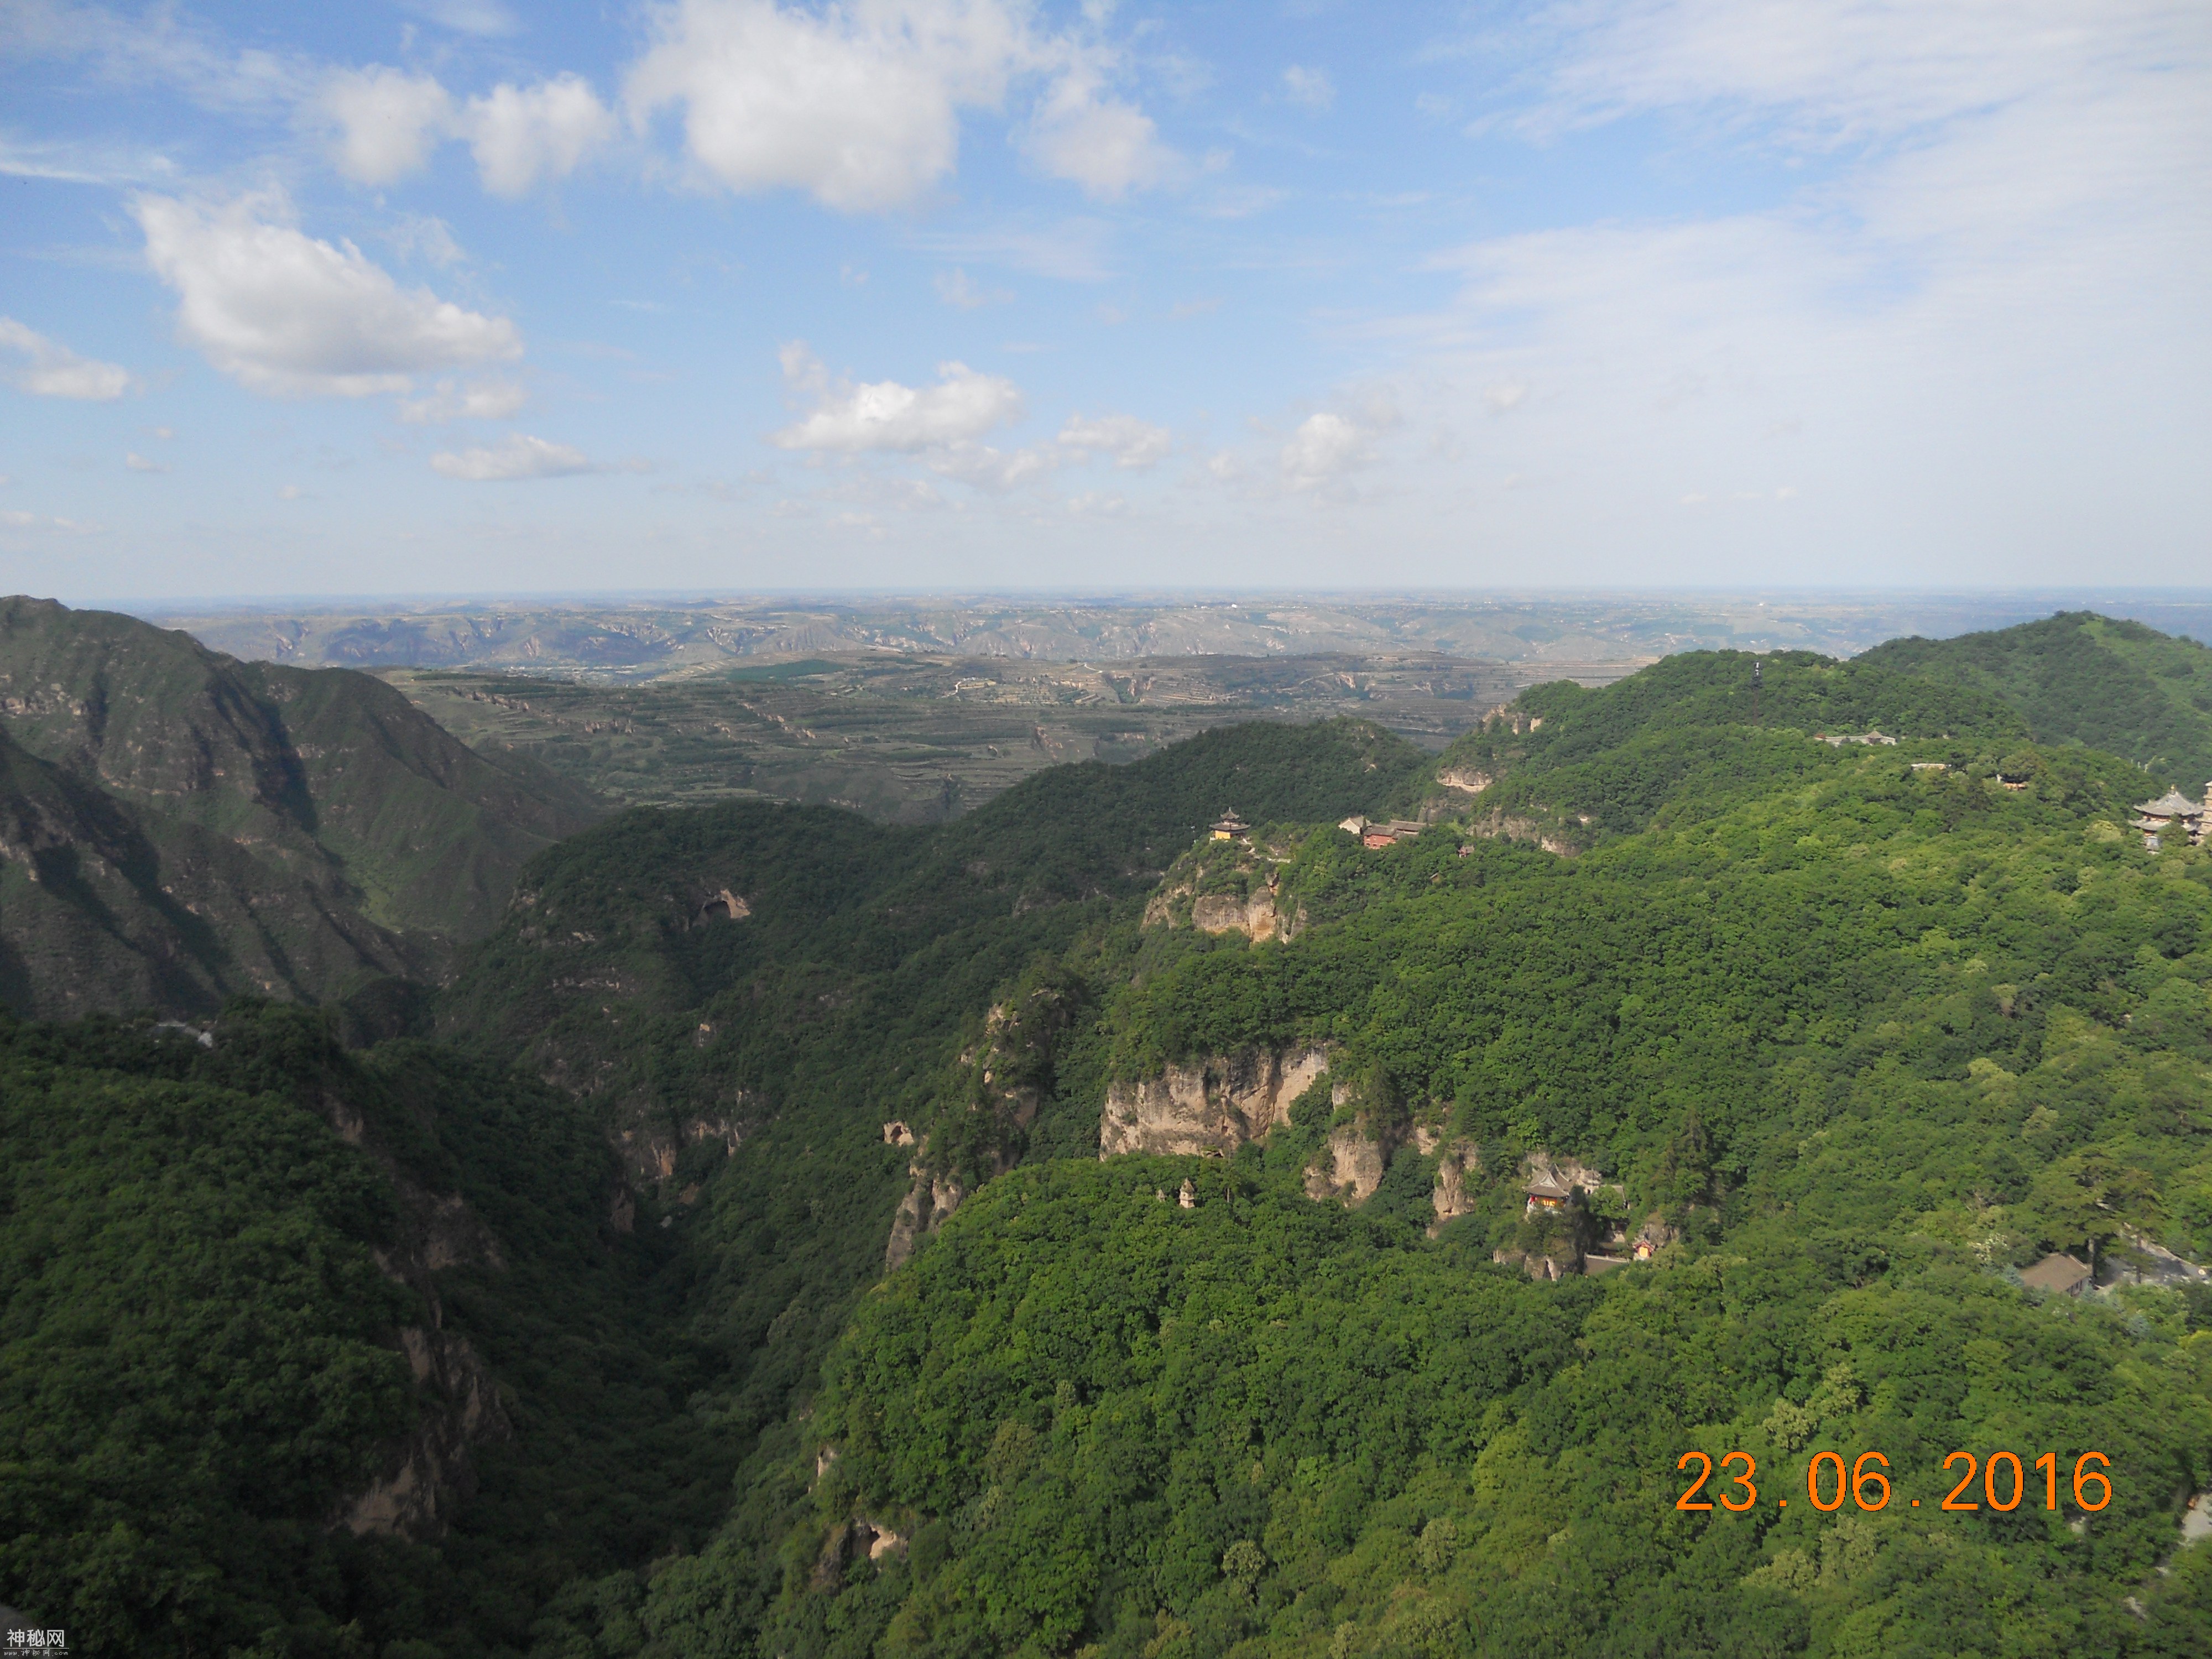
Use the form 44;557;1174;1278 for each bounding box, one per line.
2132;786;2210;851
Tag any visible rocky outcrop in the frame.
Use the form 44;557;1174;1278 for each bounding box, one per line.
1099;1045;1330;1157
885;985;1080;1268
617;1113;745;1186
1305;1122;1391;1204
1461;808;1579;858
1434;765;1494;795
885;1166;966;1269
341;1320;507;1537
1142;844;1303;941
312;1086;515;1539
1493;1245;1580;1281
1428;1139;1483;1230
1191;889;1280;940
691;887;751;925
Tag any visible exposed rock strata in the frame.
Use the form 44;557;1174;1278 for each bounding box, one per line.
1428;1139;1483;1230
1099;1045;1330;1157
885;1167;967;1270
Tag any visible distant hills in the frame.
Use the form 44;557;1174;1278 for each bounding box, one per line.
0;597;601;1019
1860;611;2212;791
147;592;2212;682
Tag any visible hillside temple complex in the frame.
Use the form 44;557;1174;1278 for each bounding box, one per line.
2133;785;2211;851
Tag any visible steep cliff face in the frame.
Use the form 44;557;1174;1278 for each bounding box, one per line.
318;1084;514;1538
1304;1118;1392;1204
885;1167;967;1271
1426;1135;1483;1230
1140;838;1305;942
1099;1045;1329;1157
886;983;1079;1267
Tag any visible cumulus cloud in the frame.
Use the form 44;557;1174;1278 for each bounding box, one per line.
430;434;597;480
1282;65;1334;111
463;75;617;196
397;377;530;423
1280;412;1371;490
132;191;521;397
0;317;132;400
1058;412;1170;468
124;451;166;472
1024;61;1177;198
769;343;1024;451
626;0;1026;211
625;0;1173;210
320;63;613;194
321;66;453;185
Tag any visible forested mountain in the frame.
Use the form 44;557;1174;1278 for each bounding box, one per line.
0;597;601;1018
1859;612;2212;792
3;624;2210;1656
0;1003;737;1656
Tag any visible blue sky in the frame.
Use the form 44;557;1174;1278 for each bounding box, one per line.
2;0;2206;601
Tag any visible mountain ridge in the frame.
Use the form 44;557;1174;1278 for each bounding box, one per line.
0;596;603;1017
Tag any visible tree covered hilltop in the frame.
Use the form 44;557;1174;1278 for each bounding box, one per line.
2;617;2210;1655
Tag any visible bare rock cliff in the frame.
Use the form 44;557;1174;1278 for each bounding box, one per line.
1100;1045;1329;1157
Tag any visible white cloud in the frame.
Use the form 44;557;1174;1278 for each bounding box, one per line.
935;267;1011;307
385;213;467;268
463;75;616;196
397;377;530;423
0;317;132;400
133;191;522;397
1366;0;2212;578
1282;65;1334;111
0;134;179;186
430;434;598;481
321;65;453;185
1533;0;2176;145
769;343;1024;451
0;509;99;534
320;64;612;195
6;0;315;115
625;0;1173;210
925;441;1058;492
1058;412;1170;468
124;451;166;472
399;0;520;36
626;0;1030;211
1281;412;1370;490
1023;61;1177;198
1484;380;1528;414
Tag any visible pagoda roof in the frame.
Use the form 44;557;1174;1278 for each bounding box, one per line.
2136;791;2203;816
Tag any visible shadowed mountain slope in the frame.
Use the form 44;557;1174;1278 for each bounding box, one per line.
0;597;602;1016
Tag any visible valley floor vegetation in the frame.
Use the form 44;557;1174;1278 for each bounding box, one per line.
4;621;2212;1657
